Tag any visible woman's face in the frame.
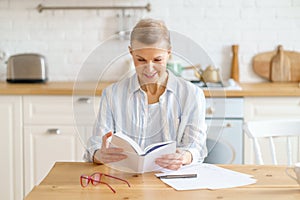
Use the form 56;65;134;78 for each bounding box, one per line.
130;48;170;85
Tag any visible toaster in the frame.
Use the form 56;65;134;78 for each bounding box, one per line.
6;53;48;83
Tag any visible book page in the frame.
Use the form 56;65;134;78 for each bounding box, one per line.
144;140;175;155
106;153;144;173
143;141;176;172
110;132;143;155
108;132;177;173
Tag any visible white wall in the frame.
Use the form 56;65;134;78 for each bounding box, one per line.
0;0;300;82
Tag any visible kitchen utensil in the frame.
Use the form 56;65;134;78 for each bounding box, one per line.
0;49;7;80
167;61;200;77
270;45;291;82
231;45;239;82
167;59;184;76
252;45;300;81
6;53;48;83
199;65;222;83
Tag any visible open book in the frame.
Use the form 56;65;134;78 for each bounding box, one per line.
107;132;176;173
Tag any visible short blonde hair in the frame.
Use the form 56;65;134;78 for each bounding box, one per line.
130;18;171;50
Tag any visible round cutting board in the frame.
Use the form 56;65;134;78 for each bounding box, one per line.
252;47;300;82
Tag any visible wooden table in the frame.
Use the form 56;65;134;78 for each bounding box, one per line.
25;162;300;200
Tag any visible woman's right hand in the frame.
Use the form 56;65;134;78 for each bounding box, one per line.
93;132;127;164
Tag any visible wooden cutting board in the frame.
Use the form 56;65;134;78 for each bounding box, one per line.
252;46;300;81
270;45;291;82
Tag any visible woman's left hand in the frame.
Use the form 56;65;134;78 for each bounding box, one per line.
155;149;192;170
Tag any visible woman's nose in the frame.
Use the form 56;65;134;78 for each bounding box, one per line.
145;61;154;72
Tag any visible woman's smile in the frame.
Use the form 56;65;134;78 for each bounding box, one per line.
143;72;158;79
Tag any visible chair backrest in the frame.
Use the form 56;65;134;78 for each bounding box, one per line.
243;120;300;165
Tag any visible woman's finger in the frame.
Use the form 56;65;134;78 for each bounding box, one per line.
104;147;124;154
155;159;182;170
101;131;113;149
164;164;182;170
159;153;183;160
101;154;127;163
155;157;183;166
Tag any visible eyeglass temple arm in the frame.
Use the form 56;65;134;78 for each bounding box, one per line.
104;174;131;187
80;176;116;193
97;180;116;193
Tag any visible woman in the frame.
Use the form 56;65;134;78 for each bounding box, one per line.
85;18;207;170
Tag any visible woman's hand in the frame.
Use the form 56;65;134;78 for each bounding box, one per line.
93;132;127;164
155;149;192;170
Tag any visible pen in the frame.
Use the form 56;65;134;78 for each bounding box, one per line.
159;174;197;179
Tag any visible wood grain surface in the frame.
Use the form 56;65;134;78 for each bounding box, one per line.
1;81;300;97
24;162;300;200
270;45;291;82
253;46;300;81
231;45;240;82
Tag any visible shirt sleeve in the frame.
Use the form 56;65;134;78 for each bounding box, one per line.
176;86;207;164
83;88;115;162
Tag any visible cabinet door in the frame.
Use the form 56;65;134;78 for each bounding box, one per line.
244;97;300;164
24;126;86;195
0;96;23;200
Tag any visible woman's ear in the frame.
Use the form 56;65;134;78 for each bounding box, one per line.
128;46;133;54
167;48;172;59
167;48;171;55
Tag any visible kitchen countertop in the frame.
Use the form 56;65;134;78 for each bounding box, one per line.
0;81;300;97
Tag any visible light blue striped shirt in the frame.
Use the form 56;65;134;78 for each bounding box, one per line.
85;71;207;164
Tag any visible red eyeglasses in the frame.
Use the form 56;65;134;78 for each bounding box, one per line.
80;172;130;193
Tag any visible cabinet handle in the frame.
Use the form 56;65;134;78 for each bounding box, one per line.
225;123;232;128
47;129;61;135
77;97;91;104
209;123;233;128
206;107;215;115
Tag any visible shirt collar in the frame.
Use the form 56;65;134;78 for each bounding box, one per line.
165;69;178;93
128;73;140;94
128;70;178;94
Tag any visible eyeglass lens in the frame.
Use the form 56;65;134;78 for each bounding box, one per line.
91;173;102;185
81;175;89;187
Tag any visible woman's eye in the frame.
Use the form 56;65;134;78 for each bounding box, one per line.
137;59;146;62
154;59;162;62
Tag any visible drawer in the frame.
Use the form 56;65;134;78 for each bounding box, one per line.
206;98;244;118
24;96;100;125
244;97;300;121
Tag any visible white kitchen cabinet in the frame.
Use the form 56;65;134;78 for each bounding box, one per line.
23;95;100;196
0;96;23;200
23;95;98;126
23;126;86;195
244;97;300;164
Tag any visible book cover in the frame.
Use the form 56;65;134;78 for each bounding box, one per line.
107;132;176;173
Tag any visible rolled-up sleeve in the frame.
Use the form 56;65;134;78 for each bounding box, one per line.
177;87;207;164
83;88;114;162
